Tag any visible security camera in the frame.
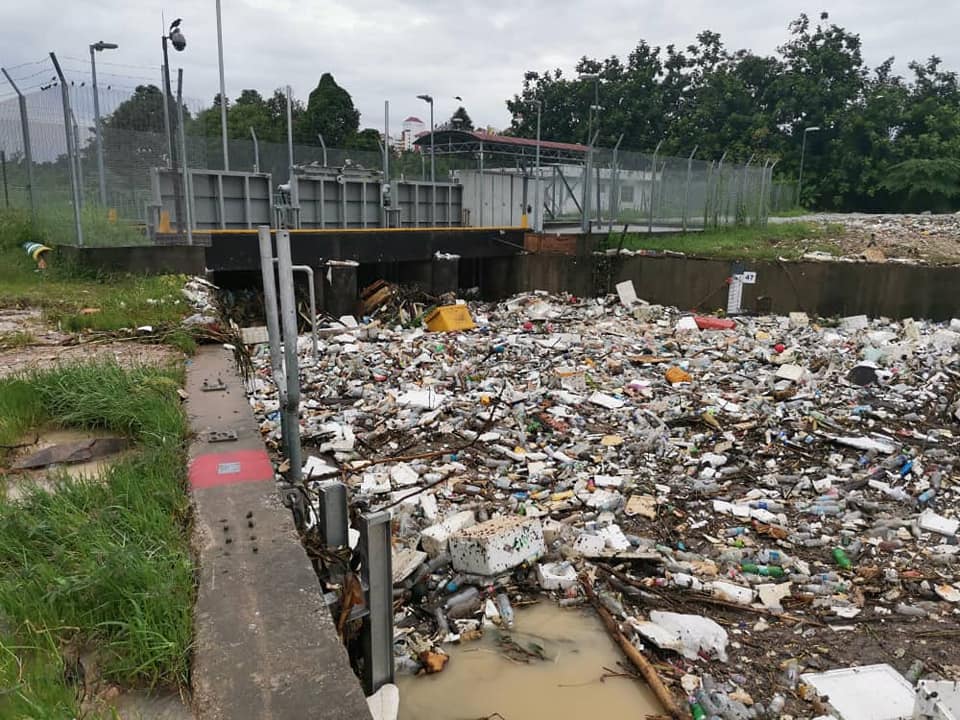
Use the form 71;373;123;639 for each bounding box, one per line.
169;28;186;51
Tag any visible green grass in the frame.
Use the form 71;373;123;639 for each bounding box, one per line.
0;361;193;714
0;331;36;349
0;633;80;719
0;209;192;338
612;221;844;260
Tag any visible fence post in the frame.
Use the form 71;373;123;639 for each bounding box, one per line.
715;151;727;227
49;53;83;247
250;126;260;172
682;145;698;234
647;139;662;234
1;68;35;213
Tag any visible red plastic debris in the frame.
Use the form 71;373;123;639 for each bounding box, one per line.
694;316;736;331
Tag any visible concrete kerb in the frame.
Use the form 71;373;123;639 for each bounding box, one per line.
185;346;370;720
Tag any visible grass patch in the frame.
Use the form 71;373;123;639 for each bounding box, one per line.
611;221;844;260
0;361;193;713
0;209;193;344
0;633;79;719
0;330;36;349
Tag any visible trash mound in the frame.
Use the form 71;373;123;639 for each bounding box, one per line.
244;289;960;719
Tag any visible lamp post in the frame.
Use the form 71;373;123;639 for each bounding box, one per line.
578;73;600;231
162;18;187;235
90;41;118;207
216;0;229;170
417;93;435;225
798;125;820;207
533;99;542;231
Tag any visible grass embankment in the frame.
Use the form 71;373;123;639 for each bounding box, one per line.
0;209;195;351
0;362;193;715
610;221;844;260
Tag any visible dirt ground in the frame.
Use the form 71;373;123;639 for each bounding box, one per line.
775;213;960;264
0;308;181;378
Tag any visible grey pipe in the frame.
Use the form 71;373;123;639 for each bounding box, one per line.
250;126;260;173
258;226;289;452
272;260;318;361
276;229;303;484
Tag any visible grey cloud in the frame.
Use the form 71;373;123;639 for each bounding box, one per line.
2;0;957;139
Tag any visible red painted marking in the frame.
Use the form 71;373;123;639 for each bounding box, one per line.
189;449;274;490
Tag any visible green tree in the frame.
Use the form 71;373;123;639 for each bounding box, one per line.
450;106;474;130
100;84;189;183
298;73;360;146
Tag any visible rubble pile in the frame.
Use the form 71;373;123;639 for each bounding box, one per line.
244;290;960;719
795;213;960;265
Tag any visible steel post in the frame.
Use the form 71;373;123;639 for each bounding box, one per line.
316;482;348;548
257;226;289;453
90;46;107;206
682;145;698;233
1;69;36;212
49;53;83;246
161;64;173;166
358;510;395;695
176;69;193;245
250;126;259;172
216;0;229;171
647;139;662;234
276;229;302;483
1;151;8;207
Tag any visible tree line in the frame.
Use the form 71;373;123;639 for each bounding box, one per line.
506;13;960;211
95;12;960;211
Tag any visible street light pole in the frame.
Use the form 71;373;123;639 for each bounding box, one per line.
417;94;435;225
798;125;820;207
215;0;229;170
90;41;118;207
534;99;542;231
161;18;187;236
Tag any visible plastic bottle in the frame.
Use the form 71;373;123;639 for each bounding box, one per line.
916;488;937;506
496;592;515;628
769;694;786;715
783;659;799;688
754;549;790;566
725;527;749;537
905;659;924;684
709;581;754;605
444;586;480;610
690;702;707;720
832;547;852;570
741;563;786;578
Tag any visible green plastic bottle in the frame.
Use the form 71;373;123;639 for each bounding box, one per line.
833;547;852;569
741;563;786;578
690;702;707;720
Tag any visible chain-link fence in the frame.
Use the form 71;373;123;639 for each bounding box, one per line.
1;67;800;245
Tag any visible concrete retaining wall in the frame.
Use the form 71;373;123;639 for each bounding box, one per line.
475;253;960;321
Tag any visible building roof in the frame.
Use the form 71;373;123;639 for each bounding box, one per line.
403;116;424;124
413;129;589;164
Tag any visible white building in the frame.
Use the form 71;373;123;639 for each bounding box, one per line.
397;116;426;151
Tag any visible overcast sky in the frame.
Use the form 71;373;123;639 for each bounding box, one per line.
2;1;958;136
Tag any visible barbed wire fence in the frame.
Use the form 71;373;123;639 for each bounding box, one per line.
0;56;800;245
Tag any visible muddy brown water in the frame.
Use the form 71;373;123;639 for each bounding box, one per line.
397;602;662;720
3;428;130;501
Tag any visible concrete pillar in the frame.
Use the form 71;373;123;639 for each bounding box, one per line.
431;253;460;295
324;260;359;319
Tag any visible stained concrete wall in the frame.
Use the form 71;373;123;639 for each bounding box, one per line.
57;244;206;276
475;253;960;321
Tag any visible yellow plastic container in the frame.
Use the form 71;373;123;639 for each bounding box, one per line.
425;305;476;332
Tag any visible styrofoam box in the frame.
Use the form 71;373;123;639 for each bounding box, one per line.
449;516;545;575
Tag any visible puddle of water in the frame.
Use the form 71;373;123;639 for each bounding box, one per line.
4;428;129;501
397;602;662;720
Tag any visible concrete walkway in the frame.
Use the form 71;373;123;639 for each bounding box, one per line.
186;346;370;720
